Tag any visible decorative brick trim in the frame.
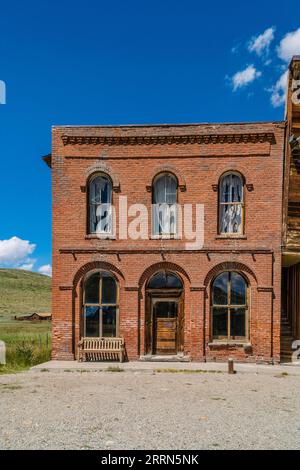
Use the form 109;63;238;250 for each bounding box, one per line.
124;286;139;292
148;165;187;192
204;261;257;286
138;261;191;288
61;132;275;147
59;285;73;291
59;247;273;255
85;162;120;192
73;261;125;289
257;286;273;292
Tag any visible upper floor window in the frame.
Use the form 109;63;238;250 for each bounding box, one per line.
219;172;244;235
88;174;112;234
152;173;177;236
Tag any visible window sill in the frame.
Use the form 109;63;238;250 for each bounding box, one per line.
85;234;116;240
208;341;251;348
150;234;180;240
215;235;247;240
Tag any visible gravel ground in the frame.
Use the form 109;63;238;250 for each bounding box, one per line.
1;369;300;450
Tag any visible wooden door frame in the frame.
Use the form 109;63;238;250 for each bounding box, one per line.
145;291;184;355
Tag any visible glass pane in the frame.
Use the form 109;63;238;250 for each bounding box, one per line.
219;204;229;233
158;204;169;234
220;204;242;234
95;203;112;233
166;273;182;289
89;176;111;204
213;307;228;338
230;308;246;338
148;271;182;289
165;175;177;204
213;272;229;305
148;272;165;288
231;204;242;233
102;274;117;304
153;175;166;204
85;273;100;303
154;301;178;318
84;306;100;337
231;175;242;203
220;174;242;203
231;272;246;305
220;176;231;203
102;306;117;337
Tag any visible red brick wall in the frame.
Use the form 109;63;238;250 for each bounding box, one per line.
51;122;285;363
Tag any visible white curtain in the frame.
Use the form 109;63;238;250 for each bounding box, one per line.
153;174;177;235
89;176;112;233
220;174;243;234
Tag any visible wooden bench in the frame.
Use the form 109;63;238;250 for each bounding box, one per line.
77;337;125;362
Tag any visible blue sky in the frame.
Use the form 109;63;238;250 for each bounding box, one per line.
0;0;299;276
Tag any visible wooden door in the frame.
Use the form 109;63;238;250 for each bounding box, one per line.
177;296;184;352
145;293;152;355
153;301;177;355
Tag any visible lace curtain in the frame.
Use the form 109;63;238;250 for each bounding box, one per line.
153;174;177;235
219;174;243;234
89;176;112;233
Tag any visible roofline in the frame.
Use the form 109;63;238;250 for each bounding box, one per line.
52;120;285;129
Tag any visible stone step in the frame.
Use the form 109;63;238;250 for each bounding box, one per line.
139;355;191;363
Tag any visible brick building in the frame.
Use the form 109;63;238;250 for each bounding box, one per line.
44;56;300;363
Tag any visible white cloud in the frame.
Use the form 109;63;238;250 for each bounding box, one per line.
19;262;35;271
231;65;262;91
0;236;36;268
248;27;275;57
269;70;288;107
38;264;52;277
277;27;300;62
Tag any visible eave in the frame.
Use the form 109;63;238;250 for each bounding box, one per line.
42;153;52;168
61;132;276;147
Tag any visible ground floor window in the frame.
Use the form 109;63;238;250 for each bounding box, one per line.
212;271;248;341
83;271;118;337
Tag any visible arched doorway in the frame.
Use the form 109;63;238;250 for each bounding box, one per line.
145;271;184;356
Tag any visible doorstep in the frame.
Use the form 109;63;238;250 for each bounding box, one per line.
139;355;191;362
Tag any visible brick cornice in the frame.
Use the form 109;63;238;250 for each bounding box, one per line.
61;132;275;147
59;247;273;255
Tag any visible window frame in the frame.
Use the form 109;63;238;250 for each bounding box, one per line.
211;271;249;342
218;172;245;236
152;172;178;237
82;271;119;338
87;173;113;235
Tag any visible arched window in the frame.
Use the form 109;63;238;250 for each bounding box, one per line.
219;173;244;234
83;271;118;337
152;173;177;236
147;271;183;289
212;272;248;341
88;174;112;234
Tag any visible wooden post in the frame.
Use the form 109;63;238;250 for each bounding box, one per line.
228;358;235;374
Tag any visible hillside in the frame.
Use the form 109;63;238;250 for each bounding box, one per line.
0;269;51;321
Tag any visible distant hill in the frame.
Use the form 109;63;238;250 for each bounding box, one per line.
0;269;51;321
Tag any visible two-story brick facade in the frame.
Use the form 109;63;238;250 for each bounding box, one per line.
44;57;300;364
